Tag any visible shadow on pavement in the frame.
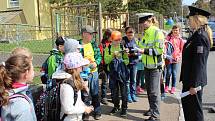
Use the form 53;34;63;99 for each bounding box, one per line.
101;105;146;121
162;95;178;104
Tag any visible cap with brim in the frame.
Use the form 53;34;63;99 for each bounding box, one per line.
64;38;83;54
81;25;97;34
52;70;71;79
64;52;90;69
139;15;153;23
187;6;211;18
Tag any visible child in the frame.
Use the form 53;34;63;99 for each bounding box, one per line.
0;55;37;121
165;25;184;94
60;52;93;121
11;47;33;60
104;31;129;117
40;36;65;84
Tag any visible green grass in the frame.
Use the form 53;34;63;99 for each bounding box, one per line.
0;40;53;54
33;67;42;84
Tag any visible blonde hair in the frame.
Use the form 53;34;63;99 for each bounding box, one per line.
65;68;84;91
12;47;33;60
147;16;159;27
189;15;213;47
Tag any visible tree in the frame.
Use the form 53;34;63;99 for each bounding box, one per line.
48;0;126;19
127;0;182;17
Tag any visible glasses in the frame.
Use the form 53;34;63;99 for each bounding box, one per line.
127;31;134;34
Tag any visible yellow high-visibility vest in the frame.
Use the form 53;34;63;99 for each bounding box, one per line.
138;25;164;69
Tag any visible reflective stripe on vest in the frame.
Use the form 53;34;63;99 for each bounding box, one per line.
140;26;163;69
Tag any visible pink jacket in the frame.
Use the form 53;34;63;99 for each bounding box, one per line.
166;35;185;63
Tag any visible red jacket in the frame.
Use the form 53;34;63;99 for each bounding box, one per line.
166;35;185;63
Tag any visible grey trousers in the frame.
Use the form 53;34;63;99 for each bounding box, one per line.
144;68;161;118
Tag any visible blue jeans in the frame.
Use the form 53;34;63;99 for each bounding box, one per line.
127;64;137;96
88;71;101;114
165;63;179;88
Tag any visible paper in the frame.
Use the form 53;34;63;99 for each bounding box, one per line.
180;86;202;98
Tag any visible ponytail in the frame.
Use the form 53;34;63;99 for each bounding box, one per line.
0;55;31;106
0;64;12;106
206;25;213;48
151;17;159;27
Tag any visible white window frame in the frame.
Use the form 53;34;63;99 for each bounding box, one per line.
8;0;20;8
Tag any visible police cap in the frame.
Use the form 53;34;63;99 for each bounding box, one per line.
138;13;154;23
187;6;211;18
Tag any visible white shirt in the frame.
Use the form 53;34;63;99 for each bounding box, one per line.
60;83;86;121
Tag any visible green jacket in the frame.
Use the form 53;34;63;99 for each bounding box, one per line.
104;45;129;71
47;49;64;78
79;39;102;66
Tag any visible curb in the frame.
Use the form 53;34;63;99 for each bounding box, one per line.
175;88;185;121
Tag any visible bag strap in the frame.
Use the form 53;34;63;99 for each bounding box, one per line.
9;93;30;103
108;44;112;55
60;78;78;121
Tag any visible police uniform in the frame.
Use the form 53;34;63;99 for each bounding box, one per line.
138;14;164;121
180;6;211;121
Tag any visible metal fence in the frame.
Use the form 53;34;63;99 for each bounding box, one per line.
0;24;52;43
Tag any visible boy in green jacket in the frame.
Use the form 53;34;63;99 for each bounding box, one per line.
104;31;129;117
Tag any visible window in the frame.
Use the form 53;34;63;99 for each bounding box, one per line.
8;0;19;8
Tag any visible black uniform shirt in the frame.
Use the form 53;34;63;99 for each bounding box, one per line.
180;27;210;88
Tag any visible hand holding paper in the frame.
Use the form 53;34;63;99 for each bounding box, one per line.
180;86;201;98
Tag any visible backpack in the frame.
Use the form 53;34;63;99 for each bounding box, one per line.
40;49;63;84
165;41;175;65
35;79;78;121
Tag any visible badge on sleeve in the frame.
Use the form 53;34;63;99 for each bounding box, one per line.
197;46;204;53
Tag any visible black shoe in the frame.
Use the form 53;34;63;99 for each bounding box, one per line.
82;113;90;121
145;116;160;121
101;98;108;105
120;109;127;117
143;110;152;116
94;114;102;120
110;107;120;115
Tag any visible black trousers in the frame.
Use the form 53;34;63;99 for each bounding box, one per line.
112;79;128;110
182;86;204;121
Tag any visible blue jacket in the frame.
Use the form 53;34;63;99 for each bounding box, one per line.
1;86;37;121
122;36;140;64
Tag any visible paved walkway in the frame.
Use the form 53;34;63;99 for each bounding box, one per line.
88;90;181;121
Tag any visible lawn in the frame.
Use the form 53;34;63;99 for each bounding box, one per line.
0;40;53;54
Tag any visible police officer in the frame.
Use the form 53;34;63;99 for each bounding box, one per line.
180;6;213;121
138;14;164;121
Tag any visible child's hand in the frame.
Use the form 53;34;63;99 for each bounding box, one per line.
90;62;97;69
85;106;94;114
113;51;120;57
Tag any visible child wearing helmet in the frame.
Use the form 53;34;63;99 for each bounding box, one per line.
104;31;129;117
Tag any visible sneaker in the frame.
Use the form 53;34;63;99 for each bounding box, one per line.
120;109;127;117
131;94;138;102
82;113;90;121
110;107;120;115
143;110;152;116
161;93;166;101
145;116;160;121
101;98;108;105
94;114;102;120
139;87;144;92
136;86;141;94
164;86;169;93
127;94;133;103
170;87;176;94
